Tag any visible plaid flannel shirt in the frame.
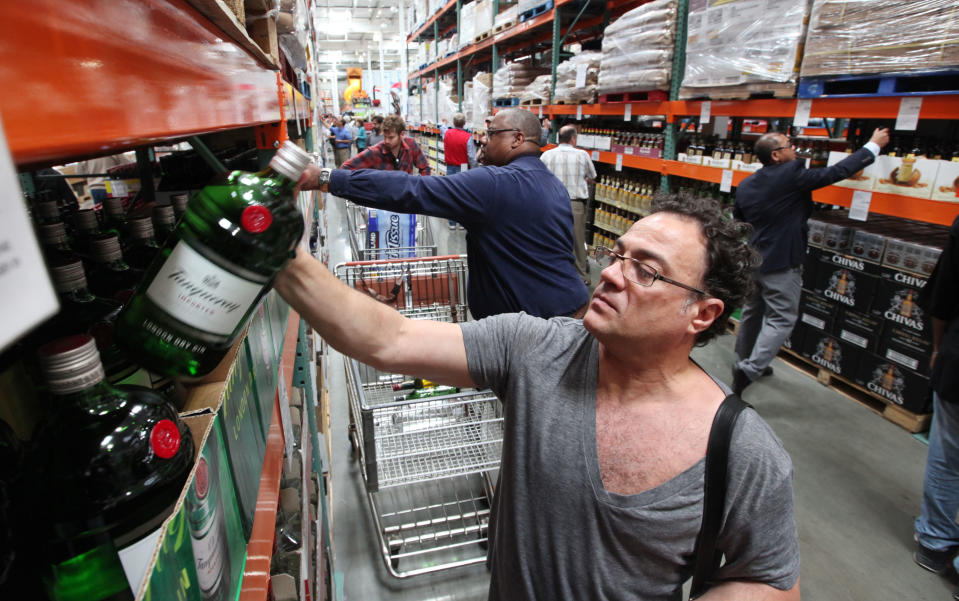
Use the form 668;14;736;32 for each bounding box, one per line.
341;137;432;175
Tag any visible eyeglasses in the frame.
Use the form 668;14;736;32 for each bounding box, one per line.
589;246;709;297
487;128;521;137
772;139;794;152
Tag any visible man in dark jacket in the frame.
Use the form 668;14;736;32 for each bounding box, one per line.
731;127;889;394
913;215;959;594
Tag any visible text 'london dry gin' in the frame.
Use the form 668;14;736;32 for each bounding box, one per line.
116;142;311;377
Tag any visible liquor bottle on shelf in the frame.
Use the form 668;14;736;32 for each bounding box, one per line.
170;193;189;220
101;197;127;236
33;199;62;226
152;204;176;246
72;208;104;256
116;141;312;378
37;222;79;264
124;216;161;270
27;335;194;600
85;234;142;298
810;141;829;169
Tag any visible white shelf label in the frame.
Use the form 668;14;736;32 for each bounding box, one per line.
699;101;711;124
624;103;632;121
107;180;128;197
849;190;872;221
615;154;623;172
0;116;59;350
576;105;583;121
793;99;812;128
895;97;922;131
720;169;734;193
538;106;543;118
714;116;730;139
575;63;587;88
590;150;600;161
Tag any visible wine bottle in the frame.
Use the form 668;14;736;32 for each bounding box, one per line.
152;204;176;246
124;216;161;270
116;142;311;377
85;234;142;297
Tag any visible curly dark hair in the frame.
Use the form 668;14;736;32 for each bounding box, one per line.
649;191;760;346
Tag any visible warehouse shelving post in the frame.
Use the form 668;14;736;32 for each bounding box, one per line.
662;0;690;192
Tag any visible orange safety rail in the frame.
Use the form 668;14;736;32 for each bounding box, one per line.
662;160;754;186
239;309;301;601
0;0;282;167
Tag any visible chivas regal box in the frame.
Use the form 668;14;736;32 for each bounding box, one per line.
807;218;826;248
802;247;822;289
822;223;854;254
801;331;861;378
812;251;880;312
799;289;839;335
871;268;929;337
848;229;888;264
835;308;883;354
877;321;934;377
854;353;932;414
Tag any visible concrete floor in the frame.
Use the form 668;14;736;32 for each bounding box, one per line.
320;198;952;601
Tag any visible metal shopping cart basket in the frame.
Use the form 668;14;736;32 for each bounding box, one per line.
344;201;437;261
335;255;503;578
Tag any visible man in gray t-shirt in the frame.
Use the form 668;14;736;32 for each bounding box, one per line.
274;192;801;600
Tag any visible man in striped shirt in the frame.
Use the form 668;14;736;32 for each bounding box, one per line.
541;125;596;285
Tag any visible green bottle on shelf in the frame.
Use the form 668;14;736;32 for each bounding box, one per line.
116;141;312;378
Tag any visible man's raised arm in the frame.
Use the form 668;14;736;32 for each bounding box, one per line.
274;248;476;388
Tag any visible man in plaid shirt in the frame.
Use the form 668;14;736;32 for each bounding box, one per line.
342;115;431;175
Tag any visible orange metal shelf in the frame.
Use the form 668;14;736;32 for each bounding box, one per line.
545;102;670;117
670;96;959;120
407;0;458;43
662;160;753;186
239;309;301;601
0;0;283;167
811;188;959;227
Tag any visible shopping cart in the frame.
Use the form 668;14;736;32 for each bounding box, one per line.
344;201;437;260
335;255;503;578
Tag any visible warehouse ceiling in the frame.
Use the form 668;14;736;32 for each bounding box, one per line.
311;0;412;69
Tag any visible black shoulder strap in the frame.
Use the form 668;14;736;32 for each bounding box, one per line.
689;394;751;599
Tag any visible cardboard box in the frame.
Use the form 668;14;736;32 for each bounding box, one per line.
854;353;932;414
784;320;807;353
827;150;878;192
802;246;822;288
798;289;839;335
871;270;929;336
918;244;943;278
801;331;860;377
849;229;888;264
877;321;933;376
822;223;854;254
931;160;959;203
874;155;938;199
814;261;879;312
835;308;883;353
807;219;826;248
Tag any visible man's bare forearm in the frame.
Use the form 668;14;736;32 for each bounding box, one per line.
698;579;800;601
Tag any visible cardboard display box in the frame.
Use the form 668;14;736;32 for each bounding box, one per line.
801;330;861;378
877;321;934;376
835;308;883;354
931;160;959;203
854;353;932;415
827;151;880;192
799;289;840;334
871;269;929;337
873;155;939;200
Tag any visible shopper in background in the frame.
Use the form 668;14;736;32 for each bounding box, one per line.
298;108;588;319
328;117;353;168
339;115;431;175
539;116;552;146
540;124;596;286
354;118;368;153
913;214;959;597
443;112;478;229
273;192;799;600
367;114;385;147
731;127;889;395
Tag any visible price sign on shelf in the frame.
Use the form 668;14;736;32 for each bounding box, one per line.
624;103;632;121
714;116;730;139
575;63;588;89
576;105;583;121
720;169;734;193
538;106;543;118
591;150;600;161
895;97;922;131
699;101;711;124
615;154;623;172
793;99;812;128
849;190;872;221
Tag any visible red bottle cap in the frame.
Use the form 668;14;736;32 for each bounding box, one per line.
150;419;181;459
241;205;273;233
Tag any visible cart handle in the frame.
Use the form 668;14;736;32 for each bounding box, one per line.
338;254;467;268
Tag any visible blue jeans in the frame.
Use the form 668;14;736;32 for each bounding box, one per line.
916;392;959;568
445;164;461;226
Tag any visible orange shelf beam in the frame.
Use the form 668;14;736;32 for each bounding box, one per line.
239;309;301;601
662;160;753;186
0;0;282;167
670;96;959;120
811;188;959;227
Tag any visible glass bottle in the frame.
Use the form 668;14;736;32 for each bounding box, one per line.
85;234;142;297
185;436;231;601
28;335;194;598
38;222;79;264
100;197;127;238
33;199;62;226
125;216;161;270
116;142;311;378
72;209;103;256
152;204;177;246
171;193;189;220
810;141;829;169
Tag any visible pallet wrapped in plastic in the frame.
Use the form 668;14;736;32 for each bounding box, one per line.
475;0;493;39
681;0;810;95
459;1;476;48
519;74;552;104
597;0;676;95
470;72;492;128
493;60;550;97
800;0;959;78
555;51;601;103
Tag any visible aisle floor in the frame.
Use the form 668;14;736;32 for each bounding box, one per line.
321;199;951;600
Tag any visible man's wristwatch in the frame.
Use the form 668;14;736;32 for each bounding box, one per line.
317;168;332;188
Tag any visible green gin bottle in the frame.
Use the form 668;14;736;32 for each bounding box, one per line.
116;141;311;377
